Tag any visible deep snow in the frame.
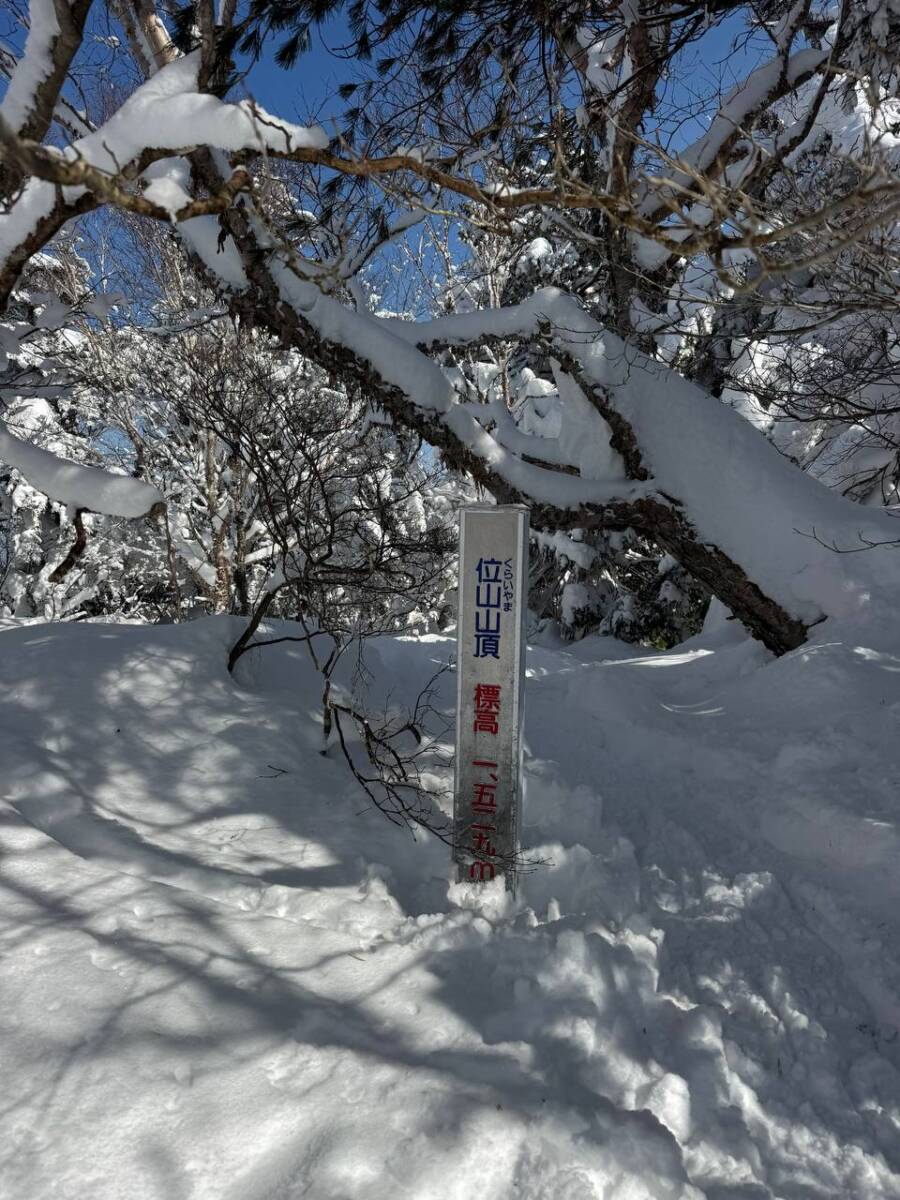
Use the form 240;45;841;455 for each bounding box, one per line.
1;612;899;1199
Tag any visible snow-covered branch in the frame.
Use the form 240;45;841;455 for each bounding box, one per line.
0;0;93;145
638;46;830;220
214;211;900;651
2;0;899;653
0;419;164;517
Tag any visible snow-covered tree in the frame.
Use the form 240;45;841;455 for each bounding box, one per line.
2;0;900;655
68;241;456;633
0;241;164;616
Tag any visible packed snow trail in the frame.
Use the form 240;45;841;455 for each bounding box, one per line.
0;615;899;1199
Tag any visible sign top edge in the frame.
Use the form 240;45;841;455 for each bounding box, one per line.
457;503;531;514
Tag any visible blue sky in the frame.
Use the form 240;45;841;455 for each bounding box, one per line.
238;11;353;130
236;10;771;152
0;2;770;156
0;3;773;314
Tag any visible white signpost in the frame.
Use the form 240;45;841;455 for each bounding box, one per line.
454;504;529;888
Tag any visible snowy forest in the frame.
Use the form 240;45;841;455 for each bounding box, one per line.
1;0;900;1196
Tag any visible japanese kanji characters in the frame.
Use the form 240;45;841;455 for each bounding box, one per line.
471;780;498;814
467;759;499;881
474;629;501;659
476;556;501;585
474;556;502;658
473;682;501;734
455;507;528;889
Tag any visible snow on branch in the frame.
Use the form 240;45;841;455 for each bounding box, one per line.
0;51;326;290
637;46;830;220
320;288;900;628
1;0;63;135
0;0;93;180
0;419;164;517
269;263;650;511
69;52;329;171
131;159;900;651
1;30;895;303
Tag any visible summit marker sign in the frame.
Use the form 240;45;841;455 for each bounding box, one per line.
453;505;529;888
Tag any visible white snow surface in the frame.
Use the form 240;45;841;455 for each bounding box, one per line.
1;613;900;1199
0;419;164;516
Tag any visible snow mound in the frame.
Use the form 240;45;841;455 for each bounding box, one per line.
1;616;899;1199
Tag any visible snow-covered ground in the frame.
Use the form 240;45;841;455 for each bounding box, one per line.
1;612;899;1199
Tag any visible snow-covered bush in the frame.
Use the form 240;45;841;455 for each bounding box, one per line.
72;290;457;635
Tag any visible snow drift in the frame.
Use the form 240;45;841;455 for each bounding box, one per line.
1;613;899;1198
